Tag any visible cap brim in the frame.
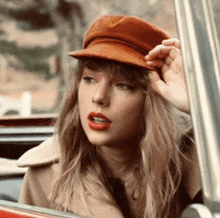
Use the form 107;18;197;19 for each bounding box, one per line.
68;42;156;71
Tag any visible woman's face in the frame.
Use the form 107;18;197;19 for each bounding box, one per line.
78;67;146;148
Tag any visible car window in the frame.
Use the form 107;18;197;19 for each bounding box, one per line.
213;0;220;38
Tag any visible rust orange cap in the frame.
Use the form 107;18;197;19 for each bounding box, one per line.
69;15;170;69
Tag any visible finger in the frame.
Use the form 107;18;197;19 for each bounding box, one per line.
148;70;162;90
145;45;172;60
145;46;163;60
162;38;181;49
146;59;164;68
169;47;181;61
162;38;181;48
165;56;173;66
149;71;168;95
161;63;170;77
148;70;161;83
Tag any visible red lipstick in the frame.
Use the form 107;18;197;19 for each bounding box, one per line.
88;112;111;131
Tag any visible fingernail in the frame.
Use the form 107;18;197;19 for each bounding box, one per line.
145;55;149;59
146;61;153;65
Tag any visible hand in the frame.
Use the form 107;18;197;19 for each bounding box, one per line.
145;38;190;114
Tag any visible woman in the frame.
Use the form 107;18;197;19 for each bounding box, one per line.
18;15;200;218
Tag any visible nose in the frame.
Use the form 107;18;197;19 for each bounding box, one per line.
92;82;110;107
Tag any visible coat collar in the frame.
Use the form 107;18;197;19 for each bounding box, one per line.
18;136;59;168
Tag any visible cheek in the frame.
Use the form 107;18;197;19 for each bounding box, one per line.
125;102;144;126
123;95;145;119
78;84;88;120
78;86;83;112
115;96;146;134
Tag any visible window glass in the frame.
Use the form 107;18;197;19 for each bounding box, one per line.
0;0;219;119
212;0;220;43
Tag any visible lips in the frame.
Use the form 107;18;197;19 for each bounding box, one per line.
88;112;111;131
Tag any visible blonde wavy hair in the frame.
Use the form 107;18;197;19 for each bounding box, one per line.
52;57;188;218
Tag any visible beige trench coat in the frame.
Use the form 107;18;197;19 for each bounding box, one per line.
18;137;124;218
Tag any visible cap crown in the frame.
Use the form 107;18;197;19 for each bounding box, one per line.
84;15;169;53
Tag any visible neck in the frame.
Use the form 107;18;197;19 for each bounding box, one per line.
98;142;141;180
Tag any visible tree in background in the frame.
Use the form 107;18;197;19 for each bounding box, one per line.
0;0;85;89
0;0;87;112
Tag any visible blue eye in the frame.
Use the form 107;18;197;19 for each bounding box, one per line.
117;83;135;91
83;76;96;84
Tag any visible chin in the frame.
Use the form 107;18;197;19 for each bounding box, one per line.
87;137;110;147
86;132;116;147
